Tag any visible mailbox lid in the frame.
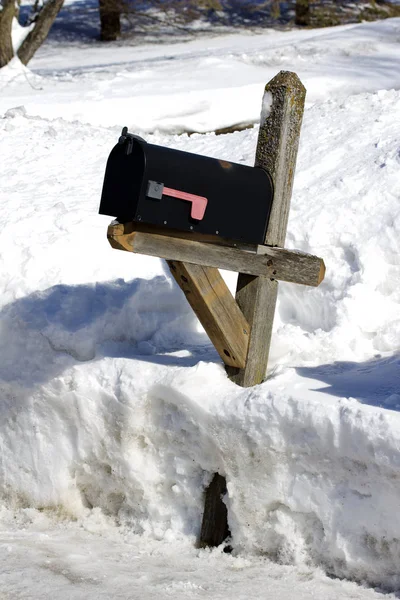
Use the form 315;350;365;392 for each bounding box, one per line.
100;137;273;245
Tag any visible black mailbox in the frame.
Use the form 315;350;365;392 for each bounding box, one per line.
99;128;274;245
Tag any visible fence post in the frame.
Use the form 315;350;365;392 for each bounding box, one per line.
226;70;306;387
200;71;306;548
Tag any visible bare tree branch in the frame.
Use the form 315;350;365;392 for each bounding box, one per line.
17;0;64;65
0;0;18;68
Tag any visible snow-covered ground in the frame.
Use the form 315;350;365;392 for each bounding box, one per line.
1;15;400;599
3;16;400;132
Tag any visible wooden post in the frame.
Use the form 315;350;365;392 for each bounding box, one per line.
200;71;306;548
199;474;230;548
227;70;306;387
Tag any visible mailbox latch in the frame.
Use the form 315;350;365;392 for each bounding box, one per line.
146;180;208;221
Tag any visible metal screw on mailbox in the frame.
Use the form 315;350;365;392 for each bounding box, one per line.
190;226;193;230
164;220;167;225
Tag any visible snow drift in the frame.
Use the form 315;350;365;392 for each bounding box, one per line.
1;21;400;591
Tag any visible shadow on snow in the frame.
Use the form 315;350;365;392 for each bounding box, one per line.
0;276;216;387
1;277;399;411
296;354;400;411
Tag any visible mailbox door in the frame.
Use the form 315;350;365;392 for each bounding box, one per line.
99;141;145;222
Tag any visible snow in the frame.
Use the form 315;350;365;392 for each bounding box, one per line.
2;18;400;133
260;90;273;127
1;14;400;599
1;515;391;600
11;17;33;53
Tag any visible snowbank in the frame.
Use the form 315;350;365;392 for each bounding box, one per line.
1;38;400;590
2;18;400;133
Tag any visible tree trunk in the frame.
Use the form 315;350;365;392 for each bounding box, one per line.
271;0;281;19
99;0;121;41
0;0;18;68
295;0;310;26
17;0;64;66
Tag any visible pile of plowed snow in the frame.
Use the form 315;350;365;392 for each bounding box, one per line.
1;82;400;588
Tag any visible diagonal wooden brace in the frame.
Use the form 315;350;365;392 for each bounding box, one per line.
167;261;250;369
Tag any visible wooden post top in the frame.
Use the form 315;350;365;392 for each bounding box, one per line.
256;70;306;248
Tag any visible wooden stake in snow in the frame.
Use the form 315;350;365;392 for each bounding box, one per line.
226;71;306;387
198;71;307;549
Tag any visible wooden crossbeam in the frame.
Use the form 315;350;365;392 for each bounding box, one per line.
107;222;325;287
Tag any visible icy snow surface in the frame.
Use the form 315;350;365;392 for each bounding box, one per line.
1;15;400;599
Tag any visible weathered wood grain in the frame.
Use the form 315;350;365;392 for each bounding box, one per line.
167;261;250;369
107;223;325;287
227;70;306;388
257;71;307;248
226;274;279;387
